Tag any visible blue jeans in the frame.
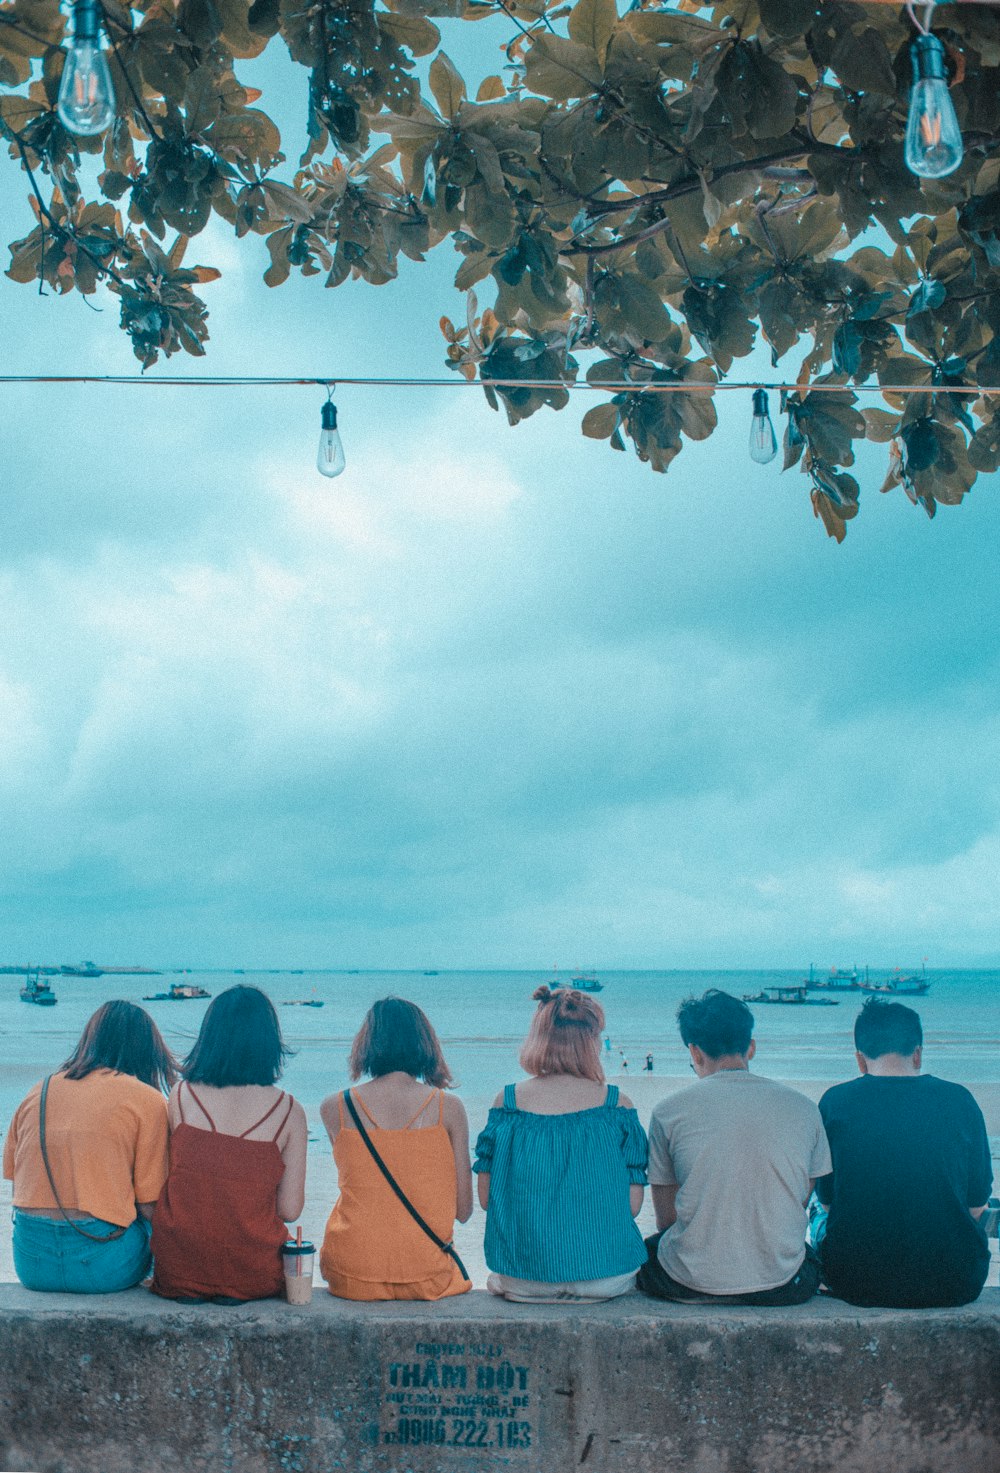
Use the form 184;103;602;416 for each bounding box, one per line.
12;1211;152;1293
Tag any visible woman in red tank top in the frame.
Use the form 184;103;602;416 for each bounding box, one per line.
152;986;307;1303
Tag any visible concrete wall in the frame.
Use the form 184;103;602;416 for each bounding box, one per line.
0;1285;998;1473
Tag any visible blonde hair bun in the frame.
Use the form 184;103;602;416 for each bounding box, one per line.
532;984;554;1004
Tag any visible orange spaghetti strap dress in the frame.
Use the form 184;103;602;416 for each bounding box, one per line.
152;1083;294;1302
320;1089;470;1302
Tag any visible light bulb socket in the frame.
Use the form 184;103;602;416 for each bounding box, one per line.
321;399;338;431
910;34;949;84
751;388;770;418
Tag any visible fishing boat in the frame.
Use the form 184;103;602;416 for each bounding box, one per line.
281;996;325;1008
548;968;603;993
805;964;864;992
20;969;57;1006
743;985;838;1007
860;964;930;997
143;982;211;1001
60;961;104;977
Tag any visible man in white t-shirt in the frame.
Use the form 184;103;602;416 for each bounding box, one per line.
638;989;831;1305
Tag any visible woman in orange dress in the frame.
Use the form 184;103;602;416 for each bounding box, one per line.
319;997;473;1301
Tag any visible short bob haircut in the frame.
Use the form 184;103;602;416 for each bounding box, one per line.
183;985;291;1088
854;998;923;1059
62;1000;177;1095
349;997;453;1088
677;989;754;1060
519;986;605;1084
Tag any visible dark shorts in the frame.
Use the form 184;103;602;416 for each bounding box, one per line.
636;1232;821;1307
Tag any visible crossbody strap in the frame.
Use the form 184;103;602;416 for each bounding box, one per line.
343;1089;470;1284
38;1076;127;1243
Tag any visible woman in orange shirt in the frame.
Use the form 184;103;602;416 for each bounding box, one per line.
319;997;473;1301
3;1001;176;1293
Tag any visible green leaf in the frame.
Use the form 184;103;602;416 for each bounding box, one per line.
581;401;618;438
613;272;674;342
861;408;901;443
429;53;466;119
830;26;896;95
524;34;602;101
568;0;617;69
379;12;441;57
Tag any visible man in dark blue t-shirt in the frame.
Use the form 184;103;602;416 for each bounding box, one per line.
815;998;993;1308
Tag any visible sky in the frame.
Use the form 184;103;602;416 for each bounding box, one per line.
0;28;998;971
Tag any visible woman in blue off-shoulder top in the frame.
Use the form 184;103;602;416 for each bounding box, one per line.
474;985;648;1302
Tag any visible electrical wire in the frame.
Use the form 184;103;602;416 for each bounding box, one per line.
0;374;996;395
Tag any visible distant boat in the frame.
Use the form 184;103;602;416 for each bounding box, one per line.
423;970;439;976
549;968;603;993
743;985;838;1007
143;982;211;1001
282;998;325;1008
100;965;162;975
805;964;864;992
60;961;103;977
20;969;57;1006
860;963;930;997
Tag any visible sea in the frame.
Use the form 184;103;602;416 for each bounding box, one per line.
2;968;997;1285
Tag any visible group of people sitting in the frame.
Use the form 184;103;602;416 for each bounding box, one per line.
2;982;994;1309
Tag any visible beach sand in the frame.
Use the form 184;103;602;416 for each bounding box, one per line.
2;1072;997;1289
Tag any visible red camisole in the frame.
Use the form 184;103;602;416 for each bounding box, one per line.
152;1083;294;1302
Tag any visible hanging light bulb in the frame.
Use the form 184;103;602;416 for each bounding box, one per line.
317;393;346;477
57;0;116;136
904;34;963;179
748;388;778;464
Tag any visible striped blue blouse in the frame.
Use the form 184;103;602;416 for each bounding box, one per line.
473;1084;649;1282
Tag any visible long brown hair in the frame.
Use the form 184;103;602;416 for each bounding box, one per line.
62;1000;177;1094
519;986;605;1083
349;997;453;1088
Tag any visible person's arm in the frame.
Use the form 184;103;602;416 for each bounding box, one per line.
646;1106;678;1230
617;1092;646;1216
319;1092;342;1147
966;1095;993;1223
443;1095;473;1223
2;1104;19;1181
652;1184;679;1231
814;1095;835;1206
132;1089;170;1217
276;1098;308;1222
474;1092;504;1212
166;1083;183;1133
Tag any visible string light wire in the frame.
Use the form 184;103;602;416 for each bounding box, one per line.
0;375;997;395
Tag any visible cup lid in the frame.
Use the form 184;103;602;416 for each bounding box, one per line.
282;1240;315;1255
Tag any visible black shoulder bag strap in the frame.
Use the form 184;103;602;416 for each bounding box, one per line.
38;1076;127;1243
343;1088;470;1284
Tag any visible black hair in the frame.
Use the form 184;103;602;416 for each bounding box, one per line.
854;998;923;1059
62;1000;177;1094
183;985;291;1087
676;989;754;1059
349;997;453;1088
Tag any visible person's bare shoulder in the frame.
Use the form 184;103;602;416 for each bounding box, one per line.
617;1092;635;1109
442;1092;468;1126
